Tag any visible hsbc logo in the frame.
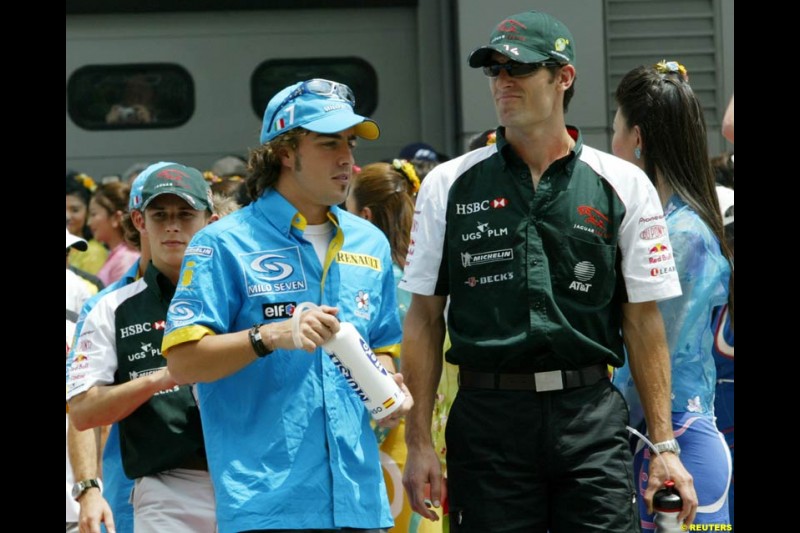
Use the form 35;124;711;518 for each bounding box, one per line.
262;302;297;320
119;321;165;339
455;197;509;215
491;198;508;208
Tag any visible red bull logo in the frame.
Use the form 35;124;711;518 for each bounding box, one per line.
649;243;669;254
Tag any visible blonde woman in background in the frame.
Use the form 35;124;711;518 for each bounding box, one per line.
348;161;447;532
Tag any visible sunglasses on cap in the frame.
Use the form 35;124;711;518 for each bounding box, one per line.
268;79;356;134
482;61;563;78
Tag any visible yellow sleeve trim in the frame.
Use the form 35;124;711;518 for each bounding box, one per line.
162;325;216;356
373;343;401;359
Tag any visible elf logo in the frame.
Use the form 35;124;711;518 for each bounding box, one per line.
455;197;509;215
262;302;297;320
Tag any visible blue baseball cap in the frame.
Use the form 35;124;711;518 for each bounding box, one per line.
260;79;379;144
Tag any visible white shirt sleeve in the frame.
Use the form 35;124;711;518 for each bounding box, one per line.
400;165;448;295
66;296;120;400
581;147;681;303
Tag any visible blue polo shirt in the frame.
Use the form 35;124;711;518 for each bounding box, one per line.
163;189;400;533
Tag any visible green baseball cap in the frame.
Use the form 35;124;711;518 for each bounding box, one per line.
468;11;575;68
140;162;214;213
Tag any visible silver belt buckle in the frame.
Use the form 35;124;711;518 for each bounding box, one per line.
534;370;564;392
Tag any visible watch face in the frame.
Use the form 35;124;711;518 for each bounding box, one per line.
72;479;98;500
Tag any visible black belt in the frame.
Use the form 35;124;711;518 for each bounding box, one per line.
177;453;208;471
458;363;608;392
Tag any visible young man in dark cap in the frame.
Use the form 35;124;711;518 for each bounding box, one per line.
400;11;697;532
67;163;218;532
163;79;412;533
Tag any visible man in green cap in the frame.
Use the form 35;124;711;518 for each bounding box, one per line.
67;163;219;532
400;10;697;532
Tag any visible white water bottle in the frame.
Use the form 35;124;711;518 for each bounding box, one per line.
653;480;684;533
322;322;406;420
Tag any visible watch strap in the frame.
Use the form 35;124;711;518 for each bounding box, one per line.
73;478;101;500
652;438;681;456
249;324;272;357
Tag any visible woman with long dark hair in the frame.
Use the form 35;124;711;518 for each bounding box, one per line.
611;61;733;530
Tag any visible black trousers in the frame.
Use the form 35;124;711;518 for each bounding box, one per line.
446;379;640;533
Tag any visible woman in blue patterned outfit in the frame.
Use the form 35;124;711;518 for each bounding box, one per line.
611;61;734;531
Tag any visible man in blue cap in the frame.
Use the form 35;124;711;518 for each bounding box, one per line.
400;11;697;533
163;79;413;533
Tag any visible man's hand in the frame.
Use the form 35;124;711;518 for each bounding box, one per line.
646;452;697;526
152;367;178;392
403;443;442;521
375;373;414;429
77;489;115;533
269;305;340;352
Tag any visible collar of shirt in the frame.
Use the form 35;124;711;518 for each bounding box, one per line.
254;188;343;237
494;125;583;175
143;261;176;303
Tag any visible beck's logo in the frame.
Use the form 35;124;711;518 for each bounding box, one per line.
464;272;514;287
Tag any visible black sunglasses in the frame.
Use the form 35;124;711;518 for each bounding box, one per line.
482;61;563;78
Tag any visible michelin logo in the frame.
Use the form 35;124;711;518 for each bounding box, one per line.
185;246;213;258
461;248;513;268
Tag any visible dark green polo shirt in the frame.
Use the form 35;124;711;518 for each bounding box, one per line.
401;127;681;372
67;263;205;479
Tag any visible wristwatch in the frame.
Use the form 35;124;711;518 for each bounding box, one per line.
249;324;273;358
652;438;681;456
71;478;101;500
